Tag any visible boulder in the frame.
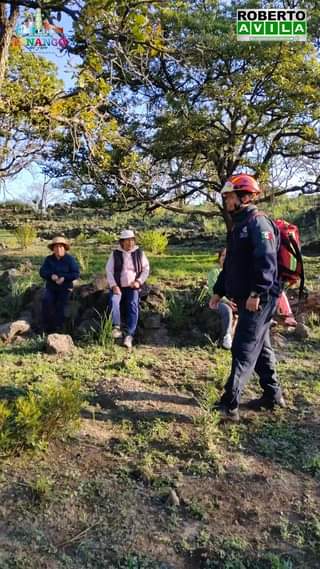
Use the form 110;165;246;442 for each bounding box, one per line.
0;319;31;342
92;273;108;291
142;312;162;330
45;333;75;354
294;322;310;340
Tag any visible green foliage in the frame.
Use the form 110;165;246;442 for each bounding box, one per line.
89;310;114;349
138;230;168;254
15;224;37;249
75;248;91;273
2;277;34;320
303;454;320;478
95;231;116;245
0;381;82;454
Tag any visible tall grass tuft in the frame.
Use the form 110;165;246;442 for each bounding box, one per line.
15;224;37;249
89;310;114;349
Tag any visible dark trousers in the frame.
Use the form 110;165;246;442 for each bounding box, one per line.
42;287;71;333
220;295;282;410
109;287;139;336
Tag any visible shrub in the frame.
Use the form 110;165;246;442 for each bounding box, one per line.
15;223;37;249
2;278;34;320
96;231;116;245
75;248;91;273
138;230;168;254
0;381;83;454
89;310;114;349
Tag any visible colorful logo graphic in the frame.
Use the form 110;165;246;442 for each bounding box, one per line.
236;9;307;42
12;9;71;51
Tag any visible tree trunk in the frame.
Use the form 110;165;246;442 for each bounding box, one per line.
0;3;19;91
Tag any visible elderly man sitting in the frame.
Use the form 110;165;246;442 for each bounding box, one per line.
39;236;80;333
106;229;150;348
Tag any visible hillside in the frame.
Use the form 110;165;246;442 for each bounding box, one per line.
0;201;319;569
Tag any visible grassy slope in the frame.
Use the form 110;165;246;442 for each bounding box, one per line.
0;207;319;568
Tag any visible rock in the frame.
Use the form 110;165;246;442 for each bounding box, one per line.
167;489;180;507
46;333;75;354
2;268;19;283
272;332;286;348
30;287;45;330
92;273;108;291
294;323;310;340
142;312;162;330
0;319;31;342
75;319;98;337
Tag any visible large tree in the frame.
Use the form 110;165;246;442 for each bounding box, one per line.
47;0;320;214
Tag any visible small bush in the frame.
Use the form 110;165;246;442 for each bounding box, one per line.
138;230;168;254
0;381;83;455
96;232;116;245
15;224;37;249
89;310;114;349
75;248;91;273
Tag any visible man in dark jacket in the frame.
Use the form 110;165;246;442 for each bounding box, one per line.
209;174;285;421
40;236;80;333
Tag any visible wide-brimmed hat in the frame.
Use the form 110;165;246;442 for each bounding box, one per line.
48;236;70;251
119;229;135;240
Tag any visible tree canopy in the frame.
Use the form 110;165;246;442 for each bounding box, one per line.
1;0;320;213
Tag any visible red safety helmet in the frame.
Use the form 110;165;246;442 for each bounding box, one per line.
221;173;261;196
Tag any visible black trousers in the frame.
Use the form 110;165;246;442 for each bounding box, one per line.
220;295;282;410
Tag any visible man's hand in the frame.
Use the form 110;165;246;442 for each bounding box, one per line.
246;296;260;312
226;299;237;312
209;294;221;310
56;277;65;285
112;285;121;295
130;281;140;289
51;274;59;282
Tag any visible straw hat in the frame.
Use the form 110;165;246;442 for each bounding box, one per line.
119;229;135;240
48;236;70;251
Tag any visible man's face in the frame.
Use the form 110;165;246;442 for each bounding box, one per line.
121;238;135;251
53;244;66;258
223;191;241;213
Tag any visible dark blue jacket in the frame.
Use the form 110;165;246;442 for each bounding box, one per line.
213;205;280;301
39;253;80;291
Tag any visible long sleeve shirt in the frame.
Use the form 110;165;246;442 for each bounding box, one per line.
106;246;150;288
213;205;280;300
39;253;80;290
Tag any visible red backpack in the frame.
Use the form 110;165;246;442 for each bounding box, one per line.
274;219;304;298
250;213;305;299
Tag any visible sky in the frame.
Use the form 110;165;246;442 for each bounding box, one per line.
4;10;79;203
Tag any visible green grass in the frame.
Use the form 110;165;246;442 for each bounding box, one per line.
0;206;320;568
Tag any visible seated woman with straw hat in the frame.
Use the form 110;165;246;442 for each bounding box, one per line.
39;236;80;333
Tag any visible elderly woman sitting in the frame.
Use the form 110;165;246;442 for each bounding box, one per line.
106;229;150;349
39;236;80;333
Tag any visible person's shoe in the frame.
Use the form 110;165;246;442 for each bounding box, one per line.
123;335;133;349
221;333;232;350
247;396;286;411
112;326;122;339
216;403;240;422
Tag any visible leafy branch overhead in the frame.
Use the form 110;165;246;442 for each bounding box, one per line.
1;0;320;213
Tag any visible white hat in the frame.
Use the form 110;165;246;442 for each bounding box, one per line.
119;229;135;240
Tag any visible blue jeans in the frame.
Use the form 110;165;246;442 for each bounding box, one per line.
220;295;282;409
217;301;233;339
109;287;139;336
42;287;71;333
